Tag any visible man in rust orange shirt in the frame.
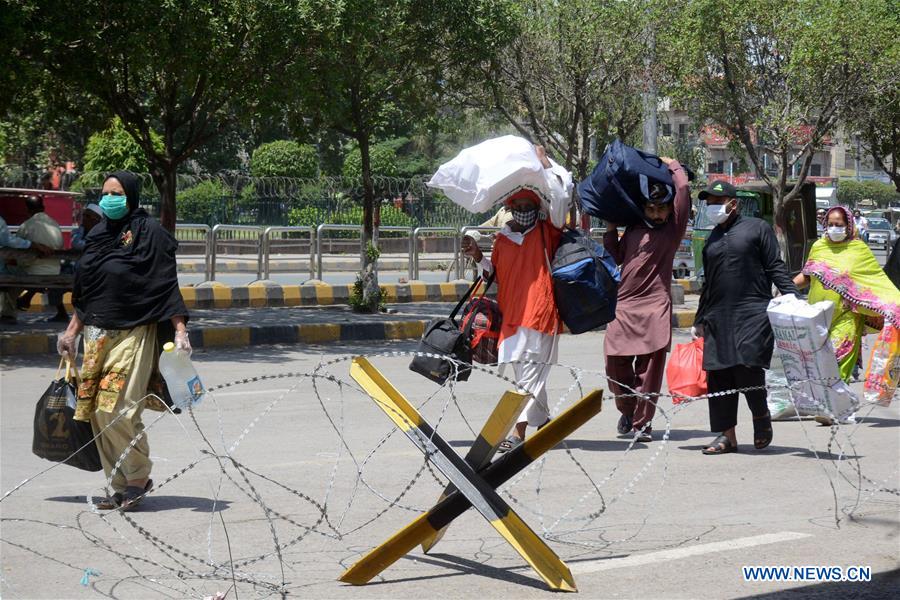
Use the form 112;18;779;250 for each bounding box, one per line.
462;146;573;452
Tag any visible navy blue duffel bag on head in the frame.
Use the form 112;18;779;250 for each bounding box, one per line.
577;138;675;227
550;229;620;334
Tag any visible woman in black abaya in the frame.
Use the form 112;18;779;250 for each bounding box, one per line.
58;171;189;511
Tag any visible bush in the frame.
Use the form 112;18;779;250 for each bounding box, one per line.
83;118;162;172
288;204;415;232
342;142;399;178
250;140;318;178
837;179;900;208
177;180;230;224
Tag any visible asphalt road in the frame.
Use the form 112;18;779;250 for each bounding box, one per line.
1;332;898;599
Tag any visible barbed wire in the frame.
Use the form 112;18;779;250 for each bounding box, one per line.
0;167;495;229
1;351;896;598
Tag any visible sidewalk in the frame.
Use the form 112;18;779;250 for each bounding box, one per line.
177;253;455;273
0;297;700;356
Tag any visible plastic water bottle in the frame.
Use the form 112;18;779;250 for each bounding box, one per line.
158;342;205;410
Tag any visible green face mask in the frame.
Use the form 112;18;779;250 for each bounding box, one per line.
99;194;129;220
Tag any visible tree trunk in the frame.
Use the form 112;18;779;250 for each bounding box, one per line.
358;135;379;310
151;164;178;232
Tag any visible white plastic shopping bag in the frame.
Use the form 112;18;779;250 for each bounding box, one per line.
767;294;859;420
427;135;573;214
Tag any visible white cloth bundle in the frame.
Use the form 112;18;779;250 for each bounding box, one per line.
427;135;573;221
767;294;859;420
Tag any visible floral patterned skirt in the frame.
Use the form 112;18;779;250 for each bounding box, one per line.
75;323;169;421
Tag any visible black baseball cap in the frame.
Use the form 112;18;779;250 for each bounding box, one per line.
699;180;737;200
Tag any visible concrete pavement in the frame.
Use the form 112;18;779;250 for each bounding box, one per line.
1;332;897;598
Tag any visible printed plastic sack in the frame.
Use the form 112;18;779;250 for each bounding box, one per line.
767;294;858;420
766;366;819;420
32;360;102;472
766;368;794;420
427;135;572;214
864;325;900;406
666;338;707;403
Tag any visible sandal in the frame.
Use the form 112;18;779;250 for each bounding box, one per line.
616;414;633;436
95;493;123;510
120;479;153;512
753;414;773;449
497;436;523;454
633;427;652;443
702;435;738;455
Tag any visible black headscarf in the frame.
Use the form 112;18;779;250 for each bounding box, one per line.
73;171;188;330
108;169;142;213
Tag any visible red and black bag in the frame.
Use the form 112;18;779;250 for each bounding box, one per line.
460;273;501;364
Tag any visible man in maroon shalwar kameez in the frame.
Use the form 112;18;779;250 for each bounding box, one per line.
603;157;691;442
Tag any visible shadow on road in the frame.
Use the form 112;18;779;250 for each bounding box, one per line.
855;416;900;428
677;444;863;460
45;494;232;513
376;551;548;590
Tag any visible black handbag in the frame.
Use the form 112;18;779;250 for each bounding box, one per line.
409;274;494;384
32;359;103;472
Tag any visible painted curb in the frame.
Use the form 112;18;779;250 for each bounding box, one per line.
23;281;483;312
674;279;702;294
1;310;698;357
25;281;697;313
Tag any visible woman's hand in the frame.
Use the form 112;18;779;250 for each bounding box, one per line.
57;313;84;359
56;331;78;359
174;330;192;356
171;315;191;355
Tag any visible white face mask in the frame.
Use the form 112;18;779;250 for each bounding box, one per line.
705;202;733;225
827;226;847;242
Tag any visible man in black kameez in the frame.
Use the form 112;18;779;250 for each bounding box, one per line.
693;181;798;455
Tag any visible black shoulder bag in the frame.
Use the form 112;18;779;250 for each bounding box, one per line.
409;272;495;384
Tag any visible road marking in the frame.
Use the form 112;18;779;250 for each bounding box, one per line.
570;531;812;575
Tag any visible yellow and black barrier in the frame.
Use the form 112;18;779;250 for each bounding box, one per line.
420;389;529;554
344;357;603;591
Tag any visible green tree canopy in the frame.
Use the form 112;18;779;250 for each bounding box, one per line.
662;0;895;212
837;180;900;208
23;0;324;229
461;0;652;178
250;140;319;179
342;141;400;179
290;0;519;307
82;118;163;173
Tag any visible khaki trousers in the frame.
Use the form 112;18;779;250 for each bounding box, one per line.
84;324;156;493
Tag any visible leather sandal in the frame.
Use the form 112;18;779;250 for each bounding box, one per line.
120;479;153;512
702;435;738;455
617;414;633;436
753;414;773;449
95;493;123;510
